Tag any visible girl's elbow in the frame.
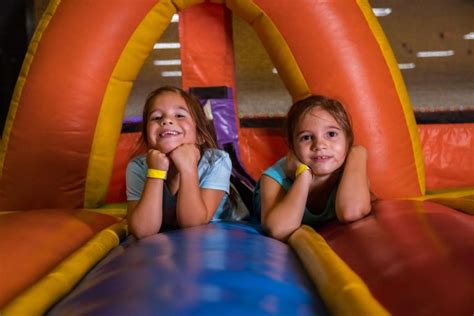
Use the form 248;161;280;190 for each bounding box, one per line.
179;219;208;228
337;203;371;223
267;227;289;242
264;223;296;242
178;214;210;228
130;227;157;240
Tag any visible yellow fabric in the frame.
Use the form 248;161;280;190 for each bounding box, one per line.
84;0;177;208
0;0;61;177
405;188;474;215
0;211;20;216
430;197;474;215
1;221;128;315
289;225;390;316
172;0;205;10
408;187;474;200
93;206;128;219
226;0;310;102
356;0;426;196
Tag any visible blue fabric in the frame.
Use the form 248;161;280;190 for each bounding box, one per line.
48;222;328;316
252;157;338;227
126;149;232;224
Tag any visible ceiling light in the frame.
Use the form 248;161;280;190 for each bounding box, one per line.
171;14;179;23
161;71;182;77
153;59;181;66
416;50;454;57
272;68;278;74
153;42;181;49
463;32;474;40
398;63;416;69
372;8;392;17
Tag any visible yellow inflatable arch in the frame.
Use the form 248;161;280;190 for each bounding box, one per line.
0;0;425;212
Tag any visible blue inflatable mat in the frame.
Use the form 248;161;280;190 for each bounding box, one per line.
48;221;327;315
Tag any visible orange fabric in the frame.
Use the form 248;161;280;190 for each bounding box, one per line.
418;123;474;191
251;0;422;198
0;209;118;307
106;133;145;203
239;127;287;180
180;2;236;90
356;0;425;194
0;0;157;211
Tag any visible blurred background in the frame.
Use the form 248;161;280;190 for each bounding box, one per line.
1;0;473;133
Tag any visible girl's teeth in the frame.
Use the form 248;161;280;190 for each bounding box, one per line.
160;131;178;136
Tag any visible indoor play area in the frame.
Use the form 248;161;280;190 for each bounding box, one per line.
0;0;473;315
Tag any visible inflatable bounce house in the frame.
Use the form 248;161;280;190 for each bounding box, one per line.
1;0;473;315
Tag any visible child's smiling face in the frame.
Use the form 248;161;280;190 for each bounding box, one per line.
146;92;198;154
293;107;348;175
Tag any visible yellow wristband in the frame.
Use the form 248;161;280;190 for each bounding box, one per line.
147;169;167;180
295;164;310;178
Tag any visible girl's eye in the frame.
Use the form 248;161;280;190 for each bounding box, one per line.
299;135;312;142
327;131;338;137
150;116;161;121
176;113;186;118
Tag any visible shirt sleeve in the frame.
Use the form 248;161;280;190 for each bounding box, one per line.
262;157;292;191
198;150;232;194
126;156;147;201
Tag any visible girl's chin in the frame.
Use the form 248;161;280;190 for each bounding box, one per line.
153;144;179;154
305;162;329;173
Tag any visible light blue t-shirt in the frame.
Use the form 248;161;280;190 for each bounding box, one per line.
126;148;232;226
252;157;338;228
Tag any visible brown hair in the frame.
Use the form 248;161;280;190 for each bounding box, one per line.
141;86;217;152
286;95;353;151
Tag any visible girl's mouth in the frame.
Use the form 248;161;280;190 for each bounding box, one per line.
159;130;180;137
311;155;331;162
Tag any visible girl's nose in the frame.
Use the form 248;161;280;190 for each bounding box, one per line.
311;138;326;150
160;117;173;126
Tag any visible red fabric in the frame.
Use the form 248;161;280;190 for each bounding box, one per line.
419;123;474;190
239;127;287;181
319;200;474;315
106;133;145;203
180;3;236;90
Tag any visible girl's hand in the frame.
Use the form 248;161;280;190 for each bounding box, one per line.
284;151;310;180
146;149;169;171
169;143;200;173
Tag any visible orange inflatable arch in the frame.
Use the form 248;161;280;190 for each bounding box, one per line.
0;0;427;213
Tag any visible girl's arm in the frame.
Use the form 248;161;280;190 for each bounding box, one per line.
170;144;224;227
127;149;169;239
335;145;372;222
261;152;312;241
